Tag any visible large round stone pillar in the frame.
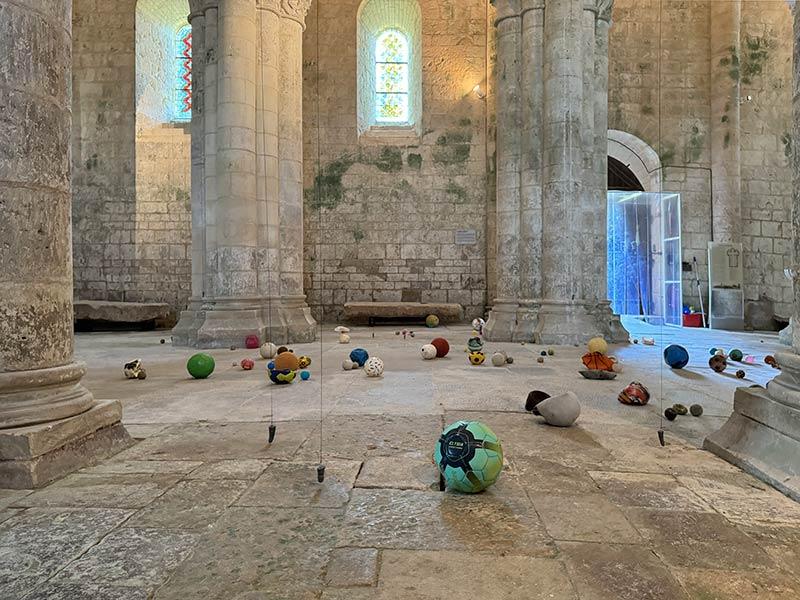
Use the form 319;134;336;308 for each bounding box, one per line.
0;0;129;488
173;0;316;347
485;0;626;344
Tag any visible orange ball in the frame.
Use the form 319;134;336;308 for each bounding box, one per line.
273;351;300;372
431;338;450;358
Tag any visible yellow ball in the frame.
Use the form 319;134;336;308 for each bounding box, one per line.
587;337;608;355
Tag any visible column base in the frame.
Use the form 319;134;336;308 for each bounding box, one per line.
0;400;133;489
484;299;629;344
172;296;317;348
704;352;800;502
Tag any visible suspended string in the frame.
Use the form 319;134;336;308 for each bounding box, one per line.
315;0;325;480
256;4;277;444
657;0;665;445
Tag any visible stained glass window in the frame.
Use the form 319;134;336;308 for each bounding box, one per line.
375;30;409;124
174;24;192;122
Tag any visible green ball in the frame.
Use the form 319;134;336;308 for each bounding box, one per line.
435;421;503;493
729;349;744;362
425;314;440;328
690;404;704;417
187;353;215;379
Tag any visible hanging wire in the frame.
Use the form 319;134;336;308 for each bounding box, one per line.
314;0;325;478
256;4;277;444
657;0;665;446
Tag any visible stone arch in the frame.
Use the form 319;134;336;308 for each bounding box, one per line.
607;129;662;193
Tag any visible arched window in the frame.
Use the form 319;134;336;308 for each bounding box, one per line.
357;0;422;136
375;30;409;124
173;23;193;122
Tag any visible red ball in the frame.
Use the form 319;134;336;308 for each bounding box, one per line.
245;335;260;349
431;338;450;358
241;358;255;371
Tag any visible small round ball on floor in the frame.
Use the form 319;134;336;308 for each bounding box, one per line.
298;356;312;369
435;421;503;493
587;337;608;355
663;344;689;369
709;347;718;356
736;369;746;379
618;381;650;406
540;350;547;357
431;337;450;358
277;346;289;355
187;353;216;379
506;356;514;364
364;357;384;377
765;355;778;368
240;358;255;371
469;351;486;365
491;352;507;367
664;407;678;421
690;404;704;417
260;342;278;360
709;355;727;373
548;349;555;356
537;357;545;364
160;339;166;344
425;314;440;328
245;335;260;350
729;349;744;362
274;351;300;372
300;370;311;381
269;369;296;385
672;404;688;415
350;348;369;367
421;344;437;360
342;359;355;371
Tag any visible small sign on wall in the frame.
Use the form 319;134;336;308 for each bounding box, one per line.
455;230;477;245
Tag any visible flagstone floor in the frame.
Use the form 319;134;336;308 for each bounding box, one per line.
1;320;799;599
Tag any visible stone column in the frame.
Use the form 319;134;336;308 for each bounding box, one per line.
0;0;130;488
484;1;523;341
704;1;800;502
485;0;626;344
710;0;742;244
173;0;316;347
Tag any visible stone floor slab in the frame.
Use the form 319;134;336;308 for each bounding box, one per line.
153;507;343;600
81;460;203;476
23;581;149;600
559;541;689;600
324;547;378;587
625;508;777;571
236;460;361;509
126;479;250;529
0;508;132;598
531;493;643;543
355;456;439;491
116;421;316;462
375;550;576;599
737;524;800;580
340;488;555;556
47;528;195;592
588;471;713;512
14;473;180;509
674;568;800;599
185;459;270;480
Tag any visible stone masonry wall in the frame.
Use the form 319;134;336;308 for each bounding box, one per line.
72;0;138;304
609;0;793;324
302;0;492;322
72;0;191;315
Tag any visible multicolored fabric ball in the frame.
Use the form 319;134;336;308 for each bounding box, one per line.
467;337;484;353
709;355;727;373
269;369;296;385
469;351;486;366
350;348;369;367
364;357;384;377
298;356;312;369
618;381;650;406
240;358;255;371
435;421;503;493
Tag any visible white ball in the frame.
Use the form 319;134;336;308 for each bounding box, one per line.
472;318;485;330
491;351;507;367
342;359;355;371
339;333;351;344
364;357;385;377
421;344;437;360
259;342;278;359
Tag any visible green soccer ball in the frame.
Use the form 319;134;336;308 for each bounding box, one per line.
187;353;215;379
434;421;503;493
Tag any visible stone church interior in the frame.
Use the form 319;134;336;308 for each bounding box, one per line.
1;0;800;597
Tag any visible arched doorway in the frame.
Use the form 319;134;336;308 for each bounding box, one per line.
606;131;682;326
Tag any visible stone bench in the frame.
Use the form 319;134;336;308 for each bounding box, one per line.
74;301;172;331
343;302;464;326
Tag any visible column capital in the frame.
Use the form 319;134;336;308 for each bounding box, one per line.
491;0;522;23
257;0;312;26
